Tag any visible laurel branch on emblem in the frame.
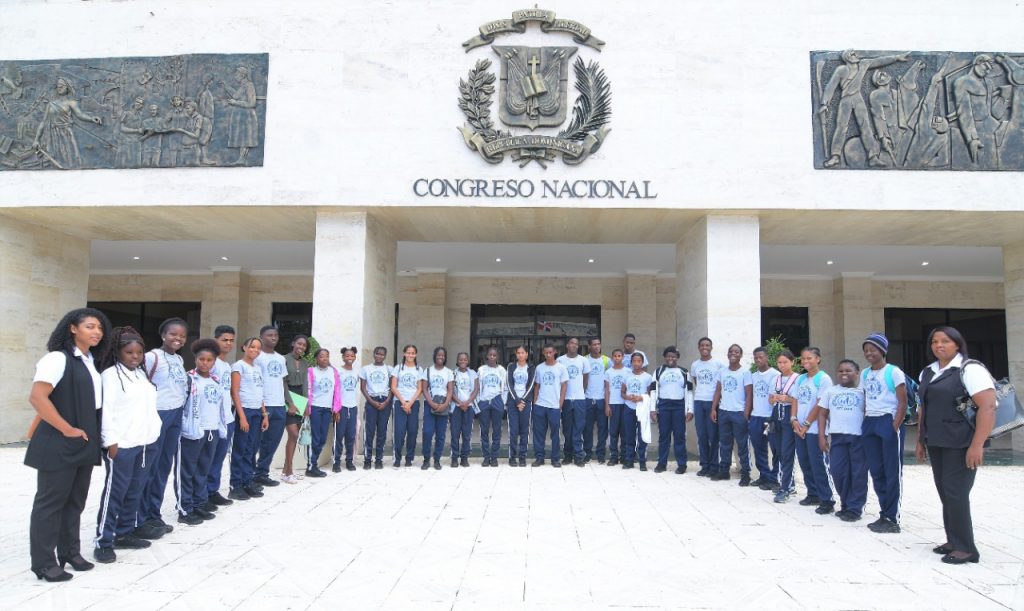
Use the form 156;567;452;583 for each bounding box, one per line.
458;56;611;167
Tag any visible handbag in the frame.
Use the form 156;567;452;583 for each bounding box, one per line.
298;417;311;446
956;359;1024;439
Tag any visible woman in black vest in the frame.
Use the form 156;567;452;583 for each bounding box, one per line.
26;308;110;581
916;326;997;565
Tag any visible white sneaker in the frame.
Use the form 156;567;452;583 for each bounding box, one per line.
281;474;298;484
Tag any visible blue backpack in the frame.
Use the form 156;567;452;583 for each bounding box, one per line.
860;364;920;424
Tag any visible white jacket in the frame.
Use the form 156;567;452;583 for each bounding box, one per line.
100;364;161;449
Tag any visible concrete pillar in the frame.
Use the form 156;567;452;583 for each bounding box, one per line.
309;210;396;465
0;216;91;443
204;267;245;339
626;271;658;355
833;272;874;363
1003;244;1024;452
415;269;447;353
676;215;761;363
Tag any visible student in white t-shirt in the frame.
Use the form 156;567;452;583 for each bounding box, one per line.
391;345;425;468
557;338;589;467
749;347;781;488
422;347;454;470
229;337;269;501
711;344;753;485
604;349;629;466
476;346;505;467
804;359;868;522
253;325;296;487
653;346;692;474
583;338;611;463
860;333;908;534
206;325;237;507
621;353;654;470
359;346;393;469
532;345;568;467
307;348;340;479
453;352;481;467
332;347;361;473
793;347;836;513
690;337;725;477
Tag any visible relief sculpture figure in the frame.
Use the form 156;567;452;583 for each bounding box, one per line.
222;66;258;166
951;54;999;166
819;50;909;168
32;77;103;169
115;96;145;168
868;71;899;166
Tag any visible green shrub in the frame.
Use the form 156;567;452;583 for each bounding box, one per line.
751;335;804;373
302;336;321;366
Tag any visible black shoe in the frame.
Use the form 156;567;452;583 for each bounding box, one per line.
421;460;430;470
228;487;251;501
200;501;218;513
868;518;902;534
597;457;606;464
460;457;470;467
639;463;648;472
575;458;586;467
193;507;216;521
584;454;592;463
178;512;203;526
452;457;460;468
405;459;413;467
798;496;821;506
254;474;280;487
113;535;151;549
696;468;708;477
932;543;954;555
838;510;861;522
209;491;234;506
532;458;544;467
815;503;835;515
492;457;501;467
243;485;264;498
250;483;265;492
941;552;980;565
710;471;730;481
132;522;165;540
92;547;116;564
332;464;342;473
552;460;562;468
33;566;73;582
346;461;356;471
305;468;327;478
509;458;517;467
393;459;401;468
607;458;619;467
434;459;442;470
622;461;634;469
757;479;775;491
654;464;667;473
374;460;384;469
152;518;174;534
739;473;751;487
480;459;489;468
59;554;95;571
364;461;372;470
674;466;687;475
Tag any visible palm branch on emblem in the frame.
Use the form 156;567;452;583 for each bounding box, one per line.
458;59;510;142
558;57;611;141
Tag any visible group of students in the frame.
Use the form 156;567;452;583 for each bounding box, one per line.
24;308;998;581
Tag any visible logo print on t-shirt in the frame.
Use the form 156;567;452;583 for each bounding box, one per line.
541;371;555;384
754;380;770;398
343;376;357;391
696;369;715;386
628;379;644;394
798;383;816;404
430;376;446;392
203;383;221;403
567;365;580;379
610;373;625;388
864;378;884;400
484;374;500;389
514;370;528;386
369;370;387;386
457;375;471;391
168;361;186;381
723;375;739;393
251;370;263;387
315;377;334;396
400;373;418;388
267;361;284;377
832;391;862;411
591;362;604;375
662;370;680;384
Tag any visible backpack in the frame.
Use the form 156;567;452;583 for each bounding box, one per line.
860;364;920;424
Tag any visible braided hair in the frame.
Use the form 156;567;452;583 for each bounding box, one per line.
101;326;148;392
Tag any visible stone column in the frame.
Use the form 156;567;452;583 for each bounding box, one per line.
833;272;874;366
1003;244;1024;452
0;216;91;443
676;215;761;362
309;210;397;464
626;271;658;355
415;269;447;353
204;267;245;338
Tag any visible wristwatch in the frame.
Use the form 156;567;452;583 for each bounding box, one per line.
801;420;811;428
790;416;798;422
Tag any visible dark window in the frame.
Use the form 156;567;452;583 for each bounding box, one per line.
885;308;1008;379
470;304;601;366
87;301;202;369
761;307;810;354
271;302;313;356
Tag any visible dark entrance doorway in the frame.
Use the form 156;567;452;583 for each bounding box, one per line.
470;304;601;366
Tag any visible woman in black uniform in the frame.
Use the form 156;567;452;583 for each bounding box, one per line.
916;326;997;565
26;308;111;581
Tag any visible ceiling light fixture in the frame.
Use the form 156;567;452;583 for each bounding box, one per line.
826;260;834;265
221;256;229;261
495;258;501;262
588;258;595;263
133;256;140;260
921;261;929;266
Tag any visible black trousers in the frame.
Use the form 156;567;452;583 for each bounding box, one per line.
30;464;93;571
928;446;978;555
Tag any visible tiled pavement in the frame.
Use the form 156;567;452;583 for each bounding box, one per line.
0;447;1021;610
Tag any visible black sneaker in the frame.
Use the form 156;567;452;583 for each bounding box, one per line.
209;491;234;506
739;473;751;487
364;461;372;470
132;522;165;540
452;457;459;468
480;459;490;468
460;457;470;467
607;458;619;467
639;463;648;472
243;485;264;498
113;534;151;549
757;479;776;491
654;464;668;473
798;496;821;506
177;513;203;526
509;457;518;467
710;471;730;481
622;461;634;469
228;487;251;501
374;460;384;470
839;511;861;522
674;465;687;475
93;547;116;564
433;458;442;470
574;457;586;467
868;518;901;534
552;460;562;468
332;464;342;473
393;459;401;468
584;454;592;463
152;518;174;534
193;507;216;521
421;460;430;470
696;468;708;477
254;474;280;487
815;503;835;515
346;461;357;471
597;457;606;464
199;501;218;513
305;468;327;478
404;459;413;467
532;458;544;467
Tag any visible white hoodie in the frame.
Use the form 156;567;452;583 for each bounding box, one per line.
101;364;162;449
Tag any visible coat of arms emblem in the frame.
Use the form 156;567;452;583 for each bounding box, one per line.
458;9;611;167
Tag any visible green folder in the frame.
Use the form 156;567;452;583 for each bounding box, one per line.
289;391;308;416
